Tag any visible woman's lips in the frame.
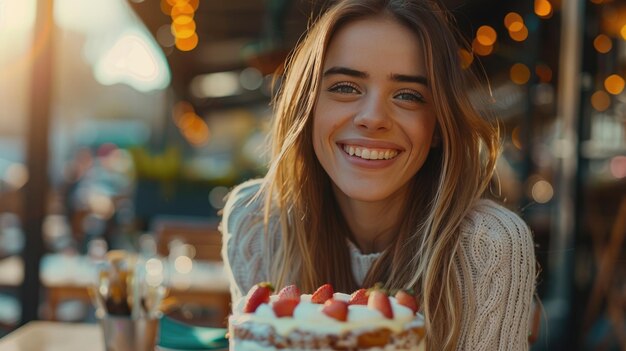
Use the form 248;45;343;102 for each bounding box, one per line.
337;143;402;169
341;144;399;160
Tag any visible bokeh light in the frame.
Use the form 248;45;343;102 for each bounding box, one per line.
182;117;210;146
604;74;625;95
609;156;626;179
171;15;196;39
531;179;554;204
504;12;524;30
4;164;29;189
175;32;198;51
472;38;493;56
209;186;229;209
591;90;610;112
172;101;194;126
510;63;531;85
162;0;200;51
174;255;193;274
476;25;497;46
145;258;163;276
509;25;529;42
534;0;553;18
171;2;194;18
535;64;553;83
239;67;264;90
593;34;612;53
156;24;175;47
160;0;173;16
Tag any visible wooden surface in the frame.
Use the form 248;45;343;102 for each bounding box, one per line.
0;321;104;351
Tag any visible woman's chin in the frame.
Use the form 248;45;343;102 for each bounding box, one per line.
333;181;406;203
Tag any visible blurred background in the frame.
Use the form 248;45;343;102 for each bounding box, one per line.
0;0;624;350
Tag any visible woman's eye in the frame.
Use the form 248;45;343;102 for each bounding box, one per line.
328;83;360;94
395;91;426;103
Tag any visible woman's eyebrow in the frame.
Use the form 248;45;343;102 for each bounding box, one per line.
323;66;428;87
323;66;368;78
390;73;428;87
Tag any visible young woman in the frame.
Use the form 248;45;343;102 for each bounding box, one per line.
221;0;536;349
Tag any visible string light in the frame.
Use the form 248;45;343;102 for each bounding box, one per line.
160;0;199;52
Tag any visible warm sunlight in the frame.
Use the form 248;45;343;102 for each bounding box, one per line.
95;31;170;92
55;0;170;92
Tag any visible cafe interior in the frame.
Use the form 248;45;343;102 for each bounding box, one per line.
0;0;624;350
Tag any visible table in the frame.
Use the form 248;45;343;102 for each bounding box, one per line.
0;321;104;351
0;254;232;324
0;321;229;351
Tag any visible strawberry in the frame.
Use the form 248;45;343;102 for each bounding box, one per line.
278;284;301;302
395;289;419;314
243;282;274;313
368;289;394;319
348;288;368;305
272;298;299;317
311;283;334;304
321;298;348;322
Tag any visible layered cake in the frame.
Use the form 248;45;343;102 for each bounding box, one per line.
228;283;425;350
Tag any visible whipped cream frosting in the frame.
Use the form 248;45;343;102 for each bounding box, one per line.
230;292;424;336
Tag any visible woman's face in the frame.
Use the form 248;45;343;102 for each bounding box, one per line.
313;16;437;203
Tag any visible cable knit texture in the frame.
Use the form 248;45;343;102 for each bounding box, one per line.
220;179;536;351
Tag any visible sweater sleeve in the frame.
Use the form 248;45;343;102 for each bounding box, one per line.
220;179;271;306
455;200;536;351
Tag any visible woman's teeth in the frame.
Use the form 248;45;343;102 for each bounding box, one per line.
342;145;399;160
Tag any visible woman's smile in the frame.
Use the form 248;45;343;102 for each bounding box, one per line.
340;144;400;160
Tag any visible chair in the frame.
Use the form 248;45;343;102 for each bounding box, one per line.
152;217;222;261
152;217;231;327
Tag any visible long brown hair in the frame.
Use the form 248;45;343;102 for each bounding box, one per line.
259;1;500;350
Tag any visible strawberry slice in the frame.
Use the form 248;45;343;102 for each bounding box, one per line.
395;289;419;314
272;298;299;317
368;289;394;319
243;282;274;313
278;284;301;302
348;288;368;305
311;283;334;304
322;298;348;322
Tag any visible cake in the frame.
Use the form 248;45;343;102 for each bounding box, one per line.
228;282;425;350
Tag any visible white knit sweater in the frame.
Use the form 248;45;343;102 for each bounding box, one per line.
220;179;536;350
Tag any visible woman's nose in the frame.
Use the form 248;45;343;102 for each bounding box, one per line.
353;94;392;131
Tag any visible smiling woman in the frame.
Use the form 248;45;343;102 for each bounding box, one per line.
220;1;536;350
